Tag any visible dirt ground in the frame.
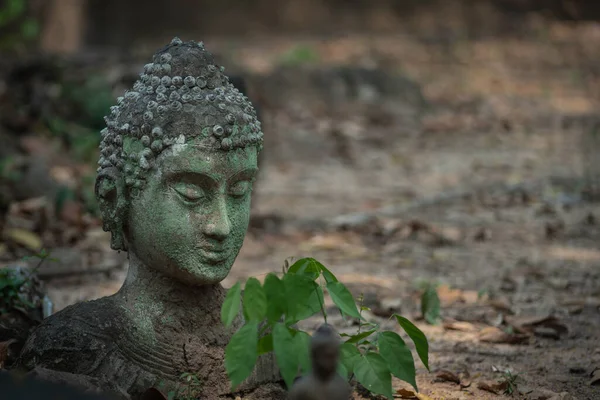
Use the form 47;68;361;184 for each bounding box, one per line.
2;18;600;400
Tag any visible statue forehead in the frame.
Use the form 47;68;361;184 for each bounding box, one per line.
155;137;258;176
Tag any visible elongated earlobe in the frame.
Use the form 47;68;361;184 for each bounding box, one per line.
95;167;127;251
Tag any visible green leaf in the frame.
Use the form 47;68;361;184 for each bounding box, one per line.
243;277;267;322
221;282;242;328
0;273;25;291
272;322;299;389
394;315;430;371
339;343;361;376
354;352;393;399
310;258;338;283
224;321;259;390
293;330;311;373
258;333;273;355
283;273;323;324
326;281;361;319
343;328;377;344
287;258;320;280
338;362;349;379
21;18;39;39
421;285;441;325
263;273;286;323
378;331;418;391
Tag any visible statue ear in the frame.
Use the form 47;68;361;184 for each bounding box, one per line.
95;167;128;251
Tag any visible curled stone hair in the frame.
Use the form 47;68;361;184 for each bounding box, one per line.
97;37;263;193
96;38;263;250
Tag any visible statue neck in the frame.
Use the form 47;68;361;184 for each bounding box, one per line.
116;251;228;333
312;365;337;382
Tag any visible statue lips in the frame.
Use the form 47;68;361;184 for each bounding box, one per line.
198;246;229;264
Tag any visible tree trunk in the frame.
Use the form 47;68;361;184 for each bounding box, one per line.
40;0;87;54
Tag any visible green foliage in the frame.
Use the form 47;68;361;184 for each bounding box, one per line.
224;321;259;389
45;117;100;163
278;45;320;66
0;156;22;182
0;0;26;25
499;368;520;395
354;352;393;399
158;371;204;400
0;0;39;52
242;277;267;321
420;283;441;325
378;331;417;390
221;281;242;327
394;315;430;371
62;76;114;130
221;257;430;399
0;249;56;314
80;173;100;216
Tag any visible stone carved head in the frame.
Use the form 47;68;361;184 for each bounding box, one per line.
95;38;263;285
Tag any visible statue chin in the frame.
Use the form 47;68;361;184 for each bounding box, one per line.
145;257;235;286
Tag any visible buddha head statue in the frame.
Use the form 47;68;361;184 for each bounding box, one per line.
95;38;262;286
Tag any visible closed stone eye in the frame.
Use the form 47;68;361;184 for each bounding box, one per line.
228;180;252;197
174;183;205;201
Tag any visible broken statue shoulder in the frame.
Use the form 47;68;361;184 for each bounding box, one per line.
16;37;280;400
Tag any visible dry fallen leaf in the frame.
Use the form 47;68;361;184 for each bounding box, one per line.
459;371;472;388
415;394;434;400
487;297;513;314
5;228;42;250
505;314;568;338
477;379;509;394
394;389;433;400
479;326;529;344
435;369;460;384
443;319;478;332
395;388;418;399
437;285;464;306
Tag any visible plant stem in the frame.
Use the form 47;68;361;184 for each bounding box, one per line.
317;276;327;324
347;293;365;384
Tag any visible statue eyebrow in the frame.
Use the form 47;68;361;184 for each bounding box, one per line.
227;168;258;182
163;167;258;186
164;170;220;187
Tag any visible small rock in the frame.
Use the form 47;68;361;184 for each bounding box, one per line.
330;213;377;231
569;366;586;375
590;368;600;386
477;380;508;394
548;393;574;400
528;388;560;400
528;389;573;400
372;297;402;317
473;227;492;242
534;326;561;340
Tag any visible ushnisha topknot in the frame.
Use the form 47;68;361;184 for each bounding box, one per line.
97;37;263;193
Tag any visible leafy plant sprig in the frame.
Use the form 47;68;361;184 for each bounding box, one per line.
221;257;430;399
0;249;56;314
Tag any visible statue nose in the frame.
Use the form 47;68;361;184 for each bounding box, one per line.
203;198;231;239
